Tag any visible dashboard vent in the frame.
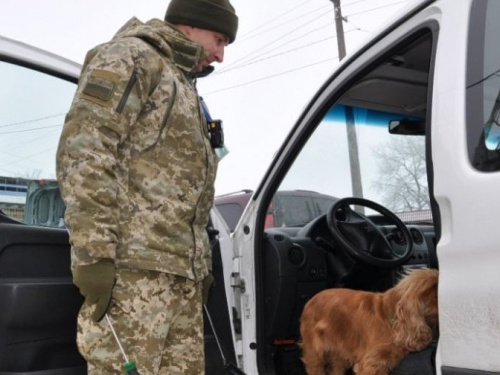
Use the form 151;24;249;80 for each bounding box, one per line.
393;229;407;245
273;234;285;242
410;228;424;244
288;246;305;266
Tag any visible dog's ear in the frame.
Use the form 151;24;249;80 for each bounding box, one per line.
393;282;434;351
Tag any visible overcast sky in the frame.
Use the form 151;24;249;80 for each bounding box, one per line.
0;0;411;195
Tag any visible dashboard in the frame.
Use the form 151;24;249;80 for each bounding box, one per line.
261;214;436;341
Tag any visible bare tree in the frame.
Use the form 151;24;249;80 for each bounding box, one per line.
21;169;42;181
372;137;429;212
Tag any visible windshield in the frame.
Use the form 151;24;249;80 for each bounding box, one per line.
270;33;432;228
278;106;430;224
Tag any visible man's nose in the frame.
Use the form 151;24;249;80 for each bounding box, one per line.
214;46;224;63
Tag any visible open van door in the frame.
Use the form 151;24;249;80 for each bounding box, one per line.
230;1;500;374
0;35;85;374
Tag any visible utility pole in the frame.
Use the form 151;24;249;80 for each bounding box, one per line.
332;0;346;59
330;0;364;202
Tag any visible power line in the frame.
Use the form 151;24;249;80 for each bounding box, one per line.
214;29;357;76
216;35;337;74
218;11;333;74
235;0;387;43
0;123;62;135
236;0;311;40
0;113;65;129
236;4;331;44
1;127;61;154
0;145;57;170
346;0;409;17
216;11;333;75
342;0;374;8
216;21;335;75
236;0;369;43
204;57;337;96
344;18;370;33
217;0;409;76
203;1;411;94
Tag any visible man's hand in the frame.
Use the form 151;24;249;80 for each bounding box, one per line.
73;258;115;322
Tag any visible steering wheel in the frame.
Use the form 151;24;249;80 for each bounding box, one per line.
326;197;413;268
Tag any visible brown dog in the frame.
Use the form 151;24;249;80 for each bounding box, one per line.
299;268;439;375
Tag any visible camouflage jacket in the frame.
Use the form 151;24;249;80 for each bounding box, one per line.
56;18;217;282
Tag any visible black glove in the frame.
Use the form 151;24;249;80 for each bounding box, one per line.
73;258;115;322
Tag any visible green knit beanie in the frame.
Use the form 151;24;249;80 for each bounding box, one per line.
165;0;238;43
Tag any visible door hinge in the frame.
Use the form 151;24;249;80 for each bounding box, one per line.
231;258;245;293
231;272;246;293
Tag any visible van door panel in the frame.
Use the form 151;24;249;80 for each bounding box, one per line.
0;223;85;374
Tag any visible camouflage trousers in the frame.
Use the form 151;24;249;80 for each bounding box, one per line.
77;268;204;375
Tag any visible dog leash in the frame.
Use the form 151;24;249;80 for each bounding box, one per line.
203;304;246;375
105;314;140;375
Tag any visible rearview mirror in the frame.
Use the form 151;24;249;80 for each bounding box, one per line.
389;118;426;135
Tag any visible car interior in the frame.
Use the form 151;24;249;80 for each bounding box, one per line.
255;29;439;374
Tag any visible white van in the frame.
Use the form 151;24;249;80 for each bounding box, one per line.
0;0;499;374
220;0;500;373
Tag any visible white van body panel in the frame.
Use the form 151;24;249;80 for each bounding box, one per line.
0;35;80;78
432;2;500;372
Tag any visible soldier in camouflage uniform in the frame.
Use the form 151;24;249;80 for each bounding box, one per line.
56;1;238;374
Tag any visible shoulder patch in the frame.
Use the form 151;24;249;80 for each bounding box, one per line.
81;69;121;106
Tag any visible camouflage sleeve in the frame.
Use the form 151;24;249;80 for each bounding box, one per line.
56;40;159;266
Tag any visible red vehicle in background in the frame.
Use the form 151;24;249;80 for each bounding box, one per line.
214;189;337;232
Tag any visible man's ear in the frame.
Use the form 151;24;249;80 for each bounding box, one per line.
173;24;194;38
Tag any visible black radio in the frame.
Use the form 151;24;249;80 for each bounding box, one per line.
207;120;224;149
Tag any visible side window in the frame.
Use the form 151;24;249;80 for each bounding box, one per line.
268;31;434;228
0;61;76;226
468;0;500;171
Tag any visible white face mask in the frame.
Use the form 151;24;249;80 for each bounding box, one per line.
215;144;230;161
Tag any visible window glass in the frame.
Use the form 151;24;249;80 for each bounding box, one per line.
468;0;500;171
0;61;76;226
314;196;338;216
274;195;313;227
268;33;433;228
